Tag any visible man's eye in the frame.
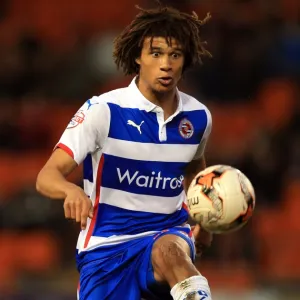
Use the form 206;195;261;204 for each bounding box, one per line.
152;52;160;57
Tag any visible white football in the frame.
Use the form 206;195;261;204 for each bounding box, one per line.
187;165;255;234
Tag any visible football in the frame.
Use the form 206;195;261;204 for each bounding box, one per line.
187;165;255;234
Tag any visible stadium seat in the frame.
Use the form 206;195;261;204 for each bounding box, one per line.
256;79;296;130
16;231;60;272
254;183;300;281
197;261;255;291
0;232;18;290
0;230;60;290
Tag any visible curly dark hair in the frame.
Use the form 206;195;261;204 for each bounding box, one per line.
113;3;211;75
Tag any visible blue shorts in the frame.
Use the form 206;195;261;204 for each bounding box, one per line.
76;228;195;300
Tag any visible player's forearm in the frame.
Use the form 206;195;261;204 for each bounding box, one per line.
184;157;206;193
184;173;199;194
36;167;78;200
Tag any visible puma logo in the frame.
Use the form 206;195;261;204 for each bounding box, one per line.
127;120;144;134
86;99;99;110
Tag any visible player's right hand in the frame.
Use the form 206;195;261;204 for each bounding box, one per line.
63;186;93;230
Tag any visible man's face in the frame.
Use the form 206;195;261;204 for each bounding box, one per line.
136;36;184;93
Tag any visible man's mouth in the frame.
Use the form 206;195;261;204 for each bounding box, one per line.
158;77;173;86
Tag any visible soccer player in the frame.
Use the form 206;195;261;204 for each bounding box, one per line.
36;4;213;300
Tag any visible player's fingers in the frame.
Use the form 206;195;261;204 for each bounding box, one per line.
80;214;88;230
63;201;71;219
80;200;91;230
75;201;82;222
70;202;76;219
88;202;94;219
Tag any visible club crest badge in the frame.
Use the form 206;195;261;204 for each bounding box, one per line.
179;118;194;139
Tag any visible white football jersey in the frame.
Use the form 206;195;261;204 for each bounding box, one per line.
56;77;212;253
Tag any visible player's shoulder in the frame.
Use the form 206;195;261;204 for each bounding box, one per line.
179;91;211;115
90;86;131;107
80;85;136;118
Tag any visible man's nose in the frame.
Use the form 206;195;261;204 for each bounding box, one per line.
160;56;172;72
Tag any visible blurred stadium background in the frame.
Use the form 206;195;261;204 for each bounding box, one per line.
0;0;299;299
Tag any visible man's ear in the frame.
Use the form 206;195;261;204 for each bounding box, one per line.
135;57;141;65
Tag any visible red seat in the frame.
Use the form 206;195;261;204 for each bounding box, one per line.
17;231;60;272
196;261;255;291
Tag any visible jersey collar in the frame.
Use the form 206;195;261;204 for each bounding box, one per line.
128;76;183;114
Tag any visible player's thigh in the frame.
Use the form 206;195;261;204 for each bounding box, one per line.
151;233;193;283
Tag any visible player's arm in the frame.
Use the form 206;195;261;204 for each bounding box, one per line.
36;98;109;230
36;149;78;199
183;155;206;194
184;105;212;193
36;149;93;229
184;155;213;256
184;106;212;192
184;107;213;256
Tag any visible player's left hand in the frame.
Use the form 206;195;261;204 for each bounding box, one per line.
192;224;213;258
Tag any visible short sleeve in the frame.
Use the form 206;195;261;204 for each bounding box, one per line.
55;97;110;164
193;107;212;160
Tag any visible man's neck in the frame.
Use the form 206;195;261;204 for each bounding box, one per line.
136;77;178;119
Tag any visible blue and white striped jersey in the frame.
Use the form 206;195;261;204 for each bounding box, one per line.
57;77;212;253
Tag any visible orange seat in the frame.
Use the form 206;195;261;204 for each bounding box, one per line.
196;261;255;291
17;231;60;272
256;79;297;130
254;193;300;280
0;149;82;199
0;232;18;290
281;179;300;231
208;102;258;159
257;229;300;280
0;230;60;291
